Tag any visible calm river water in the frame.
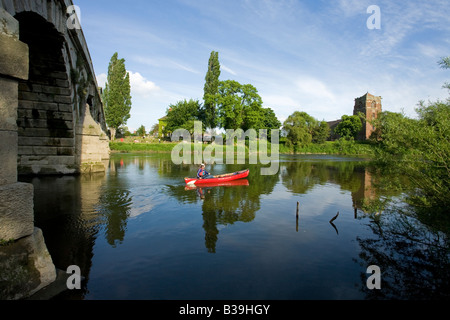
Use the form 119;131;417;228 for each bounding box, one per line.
19;153;450;300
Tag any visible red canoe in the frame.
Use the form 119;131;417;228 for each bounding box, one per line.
184;179;249;190
185;169;249;185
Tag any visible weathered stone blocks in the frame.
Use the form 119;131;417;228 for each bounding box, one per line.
0;182;34;241
0;33;29;80
0;131;18;185
0;78;18;131
0;228;57;300
75;104;111;173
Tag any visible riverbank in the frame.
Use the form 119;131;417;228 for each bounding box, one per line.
109;140;375;157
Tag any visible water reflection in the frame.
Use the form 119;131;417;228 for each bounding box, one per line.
19;173;107;298
19;153;450;299
280;157;382;213
356;207;450;299
167;163;279;253
97;187;132;247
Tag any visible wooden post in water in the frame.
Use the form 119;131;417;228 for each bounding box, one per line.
330;211;339;223
296;202;299;232
329;211;339;235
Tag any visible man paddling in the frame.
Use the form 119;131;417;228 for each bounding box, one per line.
197;164;214;179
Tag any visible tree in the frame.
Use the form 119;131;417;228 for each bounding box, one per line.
136;125;146;137
260;108;282;140
282;111;317;147
373;102;450;209
202;51;221;129
312;120;330;144
216;80;264;130
103;52;132;140
164;99;202;135
335;115;362;140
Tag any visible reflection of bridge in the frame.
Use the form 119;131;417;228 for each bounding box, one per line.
0;0;109;299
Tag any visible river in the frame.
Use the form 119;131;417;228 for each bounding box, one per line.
19;153;450;300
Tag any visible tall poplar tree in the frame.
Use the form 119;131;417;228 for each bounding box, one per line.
202;51;221;129
102;52;132;140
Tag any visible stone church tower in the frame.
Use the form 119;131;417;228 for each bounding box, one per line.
353;93;382;140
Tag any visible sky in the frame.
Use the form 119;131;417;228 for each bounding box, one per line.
73;0;450;132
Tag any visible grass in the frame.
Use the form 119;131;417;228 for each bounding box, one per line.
110;141;177;153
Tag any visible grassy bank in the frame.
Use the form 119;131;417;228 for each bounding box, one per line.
110;139;375;156
282;140;375;156
110;141;177;153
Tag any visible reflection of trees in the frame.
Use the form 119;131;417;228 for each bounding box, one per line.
356;207;450;299
201;198;219;253
280;158;408;216
167;165;279;253
280;156;450;299
202;167;279;252
95;159;133;247
114;153;195;179
281;159;366;197
97;187;132;247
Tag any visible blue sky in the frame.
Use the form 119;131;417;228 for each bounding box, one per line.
73;0;450;132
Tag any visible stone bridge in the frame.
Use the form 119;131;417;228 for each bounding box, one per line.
0;0;110;299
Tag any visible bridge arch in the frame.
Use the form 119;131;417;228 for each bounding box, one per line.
0;0;110;299
16;11;78;174
4;0;110;175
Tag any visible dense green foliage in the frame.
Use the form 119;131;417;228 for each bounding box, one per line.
102;52;132;140
261;107;282;139
216;80;281;134
282;111;330;147
202;51;221;129
335;115;362;139
163;99;203;135
312;120;331;144
372;101;450;209
216;80;263;130
279;139;374;156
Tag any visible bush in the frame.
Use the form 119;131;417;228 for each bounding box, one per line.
373;100;450;209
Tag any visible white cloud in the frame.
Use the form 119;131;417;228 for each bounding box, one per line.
417;43;444;59
335;0;372;17
97;71;161;98
295;77;336;102
96;73;107;88
221;64;237;76
132;55;200;74
128;71;160;98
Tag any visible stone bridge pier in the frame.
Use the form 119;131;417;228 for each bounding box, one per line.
1;0;110;299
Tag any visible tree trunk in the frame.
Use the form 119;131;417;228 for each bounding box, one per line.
110;127;116;141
